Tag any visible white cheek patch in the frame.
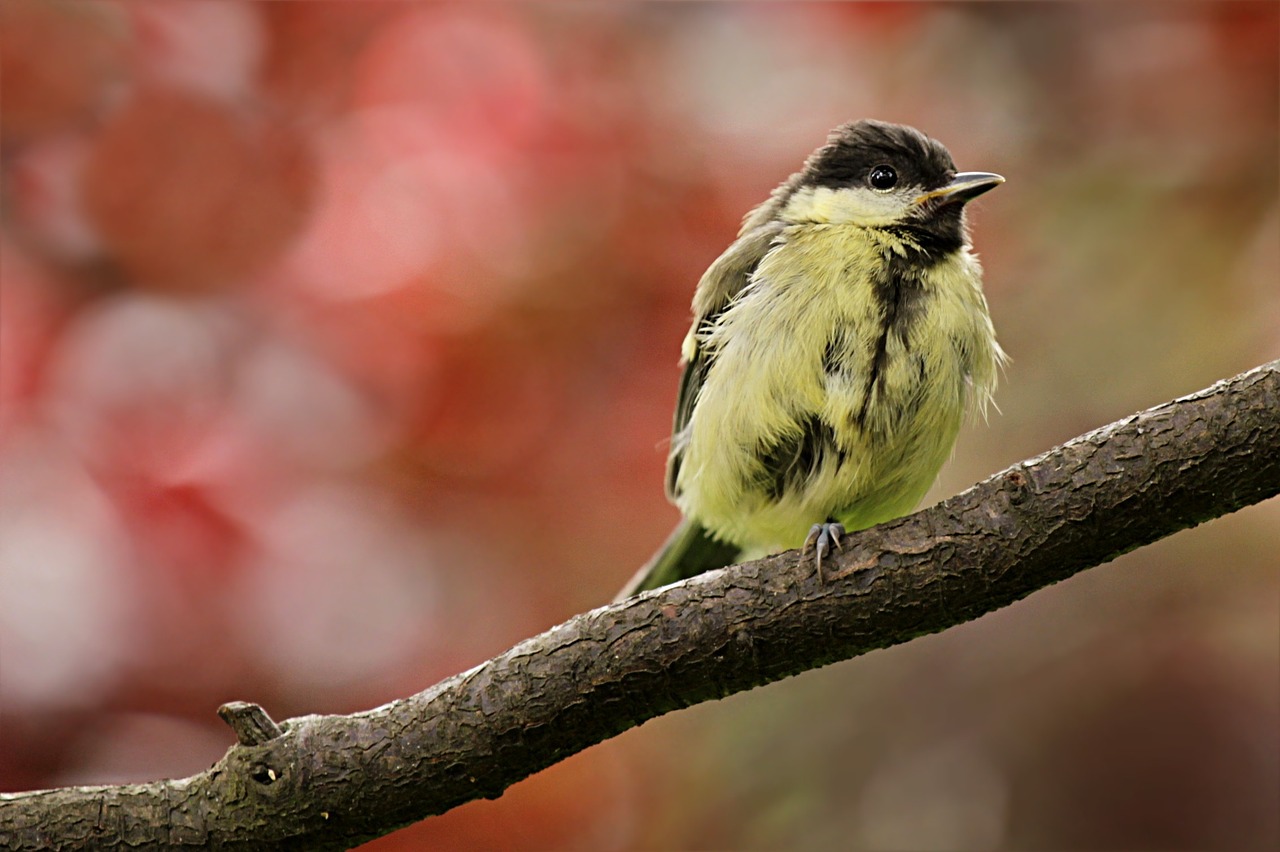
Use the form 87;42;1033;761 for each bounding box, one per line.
782;185;915;227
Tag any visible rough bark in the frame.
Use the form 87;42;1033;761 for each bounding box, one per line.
2;360;1278;851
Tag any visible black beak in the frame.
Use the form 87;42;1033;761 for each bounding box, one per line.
914;172;1005;206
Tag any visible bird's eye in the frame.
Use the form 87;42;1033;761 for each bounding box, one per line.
868;165;898;191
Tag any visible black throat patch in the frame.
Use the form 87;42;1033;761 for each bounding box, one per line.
883;203;966;259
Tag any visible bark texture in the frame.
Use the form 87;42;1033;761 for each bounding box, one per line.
2;360;1278;851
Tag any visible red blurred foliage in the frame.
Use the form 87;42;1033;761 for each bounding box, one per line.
352;6;552;146
406;329;561;483
81;89;314;291
0;0;127;141
0;245;70;438
261;3;401;115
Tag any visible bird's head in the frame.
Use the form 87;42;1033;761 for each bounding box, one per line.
779;120;1003;250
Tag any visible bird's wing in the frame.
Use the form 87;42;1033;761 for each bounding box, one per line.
665;221;783;500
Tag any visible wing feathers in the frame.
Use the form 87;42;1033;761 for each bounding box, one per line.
665;222;783;500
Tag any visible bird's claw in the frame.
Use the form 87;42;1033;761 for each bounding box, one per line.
803;522;845;584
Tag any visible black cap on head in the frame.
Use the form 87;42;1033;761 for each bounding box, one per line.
739;119;996;253
802;120;957;193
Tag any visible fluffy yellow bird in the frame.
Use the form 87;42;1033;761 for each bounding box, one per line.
618;119;1005;599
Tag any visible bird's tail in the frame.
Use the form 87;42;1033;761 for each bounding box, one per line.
614;518;741;602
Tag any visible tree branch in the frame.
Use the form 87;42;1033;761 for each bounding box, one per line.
3;360;1278;851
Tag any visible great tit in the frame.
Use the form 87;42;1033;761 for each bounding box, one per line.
618;119;1005;600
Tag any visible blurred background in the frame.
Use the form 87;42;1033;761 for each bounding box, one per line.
2;2;1277;849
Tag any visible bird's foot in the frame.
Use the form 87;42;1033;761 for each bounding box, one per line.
803;522;845;584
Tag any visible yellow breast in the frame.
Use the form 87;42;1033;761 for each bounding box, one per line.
673;225;1002;554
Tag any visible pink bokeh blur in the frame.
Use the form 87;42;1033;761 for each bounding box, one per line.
2;3;1277;849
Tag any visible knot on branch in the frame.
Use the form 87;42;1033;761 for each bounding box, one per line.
218;701;284;745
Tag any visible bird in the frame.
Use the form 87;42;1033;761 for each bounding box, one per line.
616;119;1006;600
